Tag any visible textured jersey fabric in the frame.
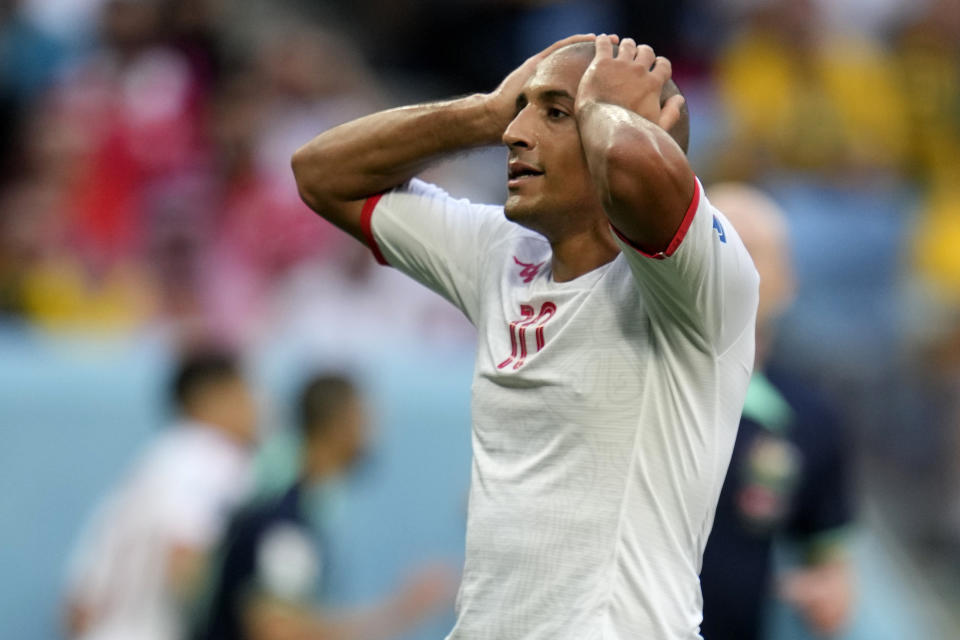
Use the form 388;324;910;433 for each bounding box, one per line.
366;178;759;640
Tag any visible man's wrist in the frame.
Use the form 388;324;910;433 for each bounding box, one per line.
471;92;512;145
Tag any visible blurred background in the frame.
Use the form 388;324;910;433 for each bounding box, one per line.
1;0;960;638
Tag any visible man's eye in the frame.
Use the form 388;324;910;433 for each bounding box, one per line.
547;108;568;120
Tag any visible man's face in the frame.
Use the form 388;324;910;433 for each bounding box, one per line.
200;376;259;445
502;51;602;236
309;395;371;473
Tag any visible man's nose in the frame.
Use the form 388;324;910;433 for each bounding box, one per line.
502;108;536;149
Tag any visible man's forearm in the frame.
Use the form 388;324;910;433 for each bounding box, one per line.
576;100;691;253
291;33;597;239
292;94;502;209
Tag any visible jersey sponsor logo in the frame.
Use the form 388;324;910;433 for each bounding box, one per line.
513;256;545;283
712;215;727;243
497;301;557;370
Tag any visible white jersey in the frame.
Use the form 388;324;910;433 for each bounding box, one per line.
66;422;252;640
364;177;758;640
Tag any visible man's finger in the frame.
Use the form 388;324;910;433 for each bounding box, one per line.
618;37;638;60
635;44;655;69
659;94;685;134
651;56;673;82
595;34;615;60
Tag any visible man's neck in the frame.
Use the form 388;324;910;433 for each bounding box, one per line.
548;220;620;282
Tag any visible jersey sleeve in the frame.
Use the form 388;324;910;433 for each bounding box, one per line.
160;453;246;549
363;178;515;323
611;178;760;354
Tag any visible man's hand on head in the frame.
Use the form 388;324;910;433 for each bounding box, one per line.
574;35;685;134
483;33;606;138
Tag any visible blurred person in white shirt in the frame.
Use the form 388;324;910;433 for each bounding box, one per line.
63;348;258;640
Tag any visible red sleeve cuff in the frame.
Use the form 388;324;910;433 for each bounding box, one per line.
360;194;388;266
611;178;701;260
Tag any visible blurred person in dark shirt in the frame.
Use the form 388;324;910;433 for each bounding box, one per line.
193;373;456;640
699;184;855;640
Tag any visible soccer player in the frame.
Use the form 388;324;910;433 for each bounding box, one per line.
193;373;455;640
292;34;759;639
64;350;258;640
699;184;855;640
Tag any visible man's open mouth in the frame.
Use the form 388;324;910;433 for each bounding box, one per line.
508;161;544;186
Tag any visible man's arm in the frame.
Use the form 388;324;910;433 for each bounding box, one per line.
244;564;455;640
574;36;694;255
291;34;598;242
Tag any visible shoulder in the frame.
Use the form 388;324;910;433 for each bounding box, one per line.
149;426;250;503
379;179;519;233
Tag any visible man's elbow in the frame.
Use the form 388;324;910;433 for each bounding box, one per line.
291;145;325;213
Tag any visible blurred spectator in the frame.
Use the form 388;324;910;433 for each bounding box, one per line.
22;0;109;46
0;0;66;181
898;0;960;304
193;373;455;640
51;0;209;264
63;349;258;640
193;21;385;342
700;184;856;639
0;97;157;330
0;0;66;101
160;0;224;94
713;0;909;179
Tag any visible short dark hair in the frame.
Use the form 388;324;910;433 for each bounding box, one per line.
171;350;241;411
297;373;358;439
555;41;690;154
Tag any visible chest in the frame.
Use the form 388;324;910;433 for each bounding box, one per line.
472;256;658;434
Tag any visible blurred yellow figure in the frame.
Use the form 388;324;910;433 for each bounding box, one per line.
894;0;960;186
22;259;156;332
897;0;960;309
914;184;960;307
0;181;156;332
716;0;909;177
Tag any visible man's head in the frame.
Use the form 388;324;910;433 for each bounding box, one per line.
171;350;257;444
298;373;369;479
502;41;689;236
707;183;795;365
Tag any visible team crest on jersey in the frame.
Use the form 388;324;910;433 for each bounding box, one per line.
513;256;545;283
736;434;801;533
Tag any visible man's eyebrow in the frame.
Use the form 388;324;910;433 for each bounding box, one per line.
515;88;574;113
538;89;575;102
